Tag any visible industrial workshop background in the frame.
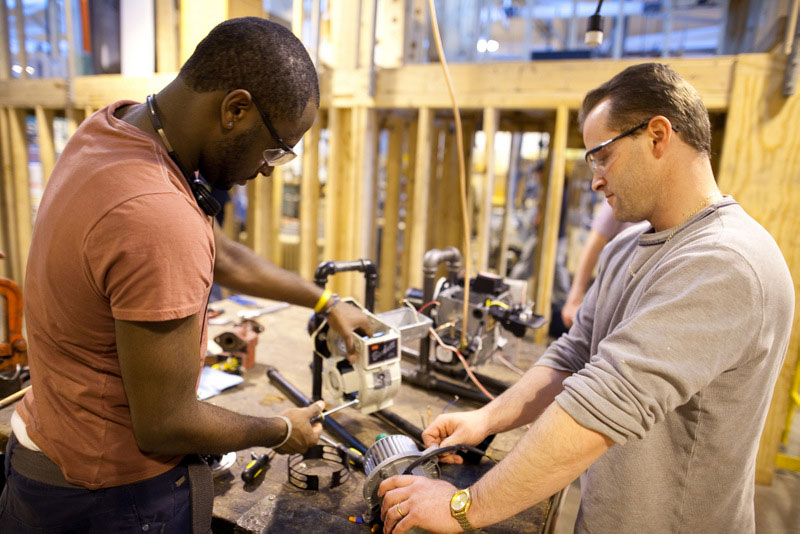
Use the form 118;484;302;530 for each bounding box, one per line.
0;0;798;487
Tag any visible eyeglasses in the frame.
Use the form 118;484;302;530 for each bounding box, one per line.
250;97;297;167
584;117;679;176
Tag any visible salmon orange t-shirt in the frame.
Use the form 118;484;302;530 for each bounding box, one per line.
17;101;215;489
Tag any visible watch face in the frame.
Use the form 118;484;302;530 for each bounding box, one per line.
452;492;468;512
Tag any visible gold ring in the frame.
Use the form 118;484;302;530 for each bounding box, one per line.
395;502;406;518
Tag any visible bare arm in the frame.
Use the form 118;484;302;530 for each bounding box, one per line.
116;314;322;455
212;226;372;353
422;366;570;463
469;402;612;527
213;224;323;308
380;402;612;533
562;230;608;328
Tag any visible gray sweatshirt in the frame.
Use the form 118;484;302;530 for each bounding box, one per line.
537;198;794;534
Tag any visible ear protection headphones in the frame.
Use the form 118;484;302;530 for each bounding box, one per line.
145;94;221;218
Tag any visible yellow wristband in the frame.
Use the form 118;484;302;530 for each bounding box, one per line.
314;289;332;313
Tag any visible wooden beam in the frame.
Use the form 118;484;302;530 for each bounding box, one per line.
0;0;10;81
324;107;355;296
376;0;406;67
34;106;56;187
476;108;498;272
0;107;14;279
716;53;800;485
534;105;568;344
299;116;321;280
320;57;737;110
405;107;433;290
155;0;180;73
399;117;418;293
8;108;31;285
180;1;227;64
425;124;442;249
246;173;269;259
330;0;360;70
377;117;404;311
404;0;427;64
13;0;26;78
270;167;284;266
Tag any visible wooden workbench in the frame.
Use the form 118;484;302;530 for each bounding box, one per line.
0;296;555;534
206;297;554;534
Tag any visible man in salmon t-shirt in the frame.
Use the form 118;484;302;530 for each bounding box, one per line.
0;18;371;533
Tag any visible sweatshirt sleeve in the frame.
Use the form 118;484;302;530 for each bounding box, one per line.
553;244;764;444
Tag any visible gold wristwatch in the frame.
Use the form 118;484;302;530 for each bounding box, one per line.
450;488;477;531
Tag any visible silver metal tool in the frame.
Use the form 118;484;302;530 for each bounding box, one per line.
310;398;360;423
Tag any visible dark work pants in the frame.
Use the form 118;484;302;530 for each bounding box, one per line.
0;437;192;534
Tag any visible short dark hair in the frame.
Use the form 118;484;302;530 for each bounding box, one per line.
579;63;711;156
179;17;319;123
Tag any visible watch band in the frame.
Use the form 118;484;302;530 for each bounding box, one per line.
450;488;478;531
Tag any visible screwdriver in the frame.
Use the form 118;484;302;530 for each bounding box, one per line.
320;435;365;471
241;451;273;483
310;398;360;424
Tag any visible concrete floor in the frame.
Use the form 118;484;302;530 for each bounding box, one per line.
554;408;800;533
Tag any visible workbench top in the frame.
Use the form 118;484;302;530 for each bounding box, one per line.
2;296;554;534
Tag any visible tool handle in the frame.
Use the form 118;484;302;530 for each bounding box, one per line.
241;453;270;483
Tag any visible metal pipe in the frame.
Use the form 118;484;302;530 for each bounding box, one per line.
402;369;491;404
402;347;509;396
265;366;368;454
420;247;462;373
313;259;378;312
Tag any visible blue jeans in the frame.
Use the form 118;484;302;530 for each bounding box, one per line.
0;438;191;533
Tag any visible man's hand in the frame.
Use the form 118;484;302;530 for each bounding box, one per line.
273;402;324;455
422;410;490;464
326;302;373;361
378;476;463;534
561;297;581;329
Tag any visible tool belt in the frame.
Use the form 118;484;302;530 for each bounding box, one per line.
6;433;214;533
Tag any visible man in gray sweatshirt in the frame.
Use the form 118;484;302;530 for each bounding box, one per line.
377;63;795;534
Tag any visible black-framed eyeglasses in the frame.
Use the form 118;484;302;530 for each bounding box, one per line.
251;97;297;167
584;117;679;175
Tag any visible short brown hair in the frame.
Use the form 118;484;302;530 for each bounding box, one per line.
579;63;711;156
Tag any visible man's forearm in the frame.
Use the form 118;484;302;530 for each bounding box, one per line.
469;402;613;528
213;229;322;308
480;366;570;435
136;400;288;455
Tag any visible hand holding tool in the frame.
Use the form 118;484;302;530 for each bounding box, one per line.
310;398;360;424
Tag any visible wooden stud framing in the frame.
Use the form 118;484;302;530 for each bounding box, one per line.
0;106;14;279
405;107;433;290
270;167;284;266
155;0;180;73
12;0;25;78
400;117;418;293
534;105;568;345
404;0;427;64
476;108;498;272
716;53;800;485
299;116;321;280
498;132;523;277
179;1;227;64
34;106;56;186
245;173;268;259
0;0;9;81
7;107;31;285
377;117;404;311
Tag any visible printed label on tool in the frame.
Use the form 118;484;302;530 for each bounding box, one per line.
372;370;391;390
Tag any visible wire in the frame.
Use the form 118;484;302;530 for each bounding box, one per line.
594;0;604;16
442;396;460;413
402;443;496;476
402;299;421;323
426;0;471;350
417;300;440;314
494;350;525;376
429;328;495;400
